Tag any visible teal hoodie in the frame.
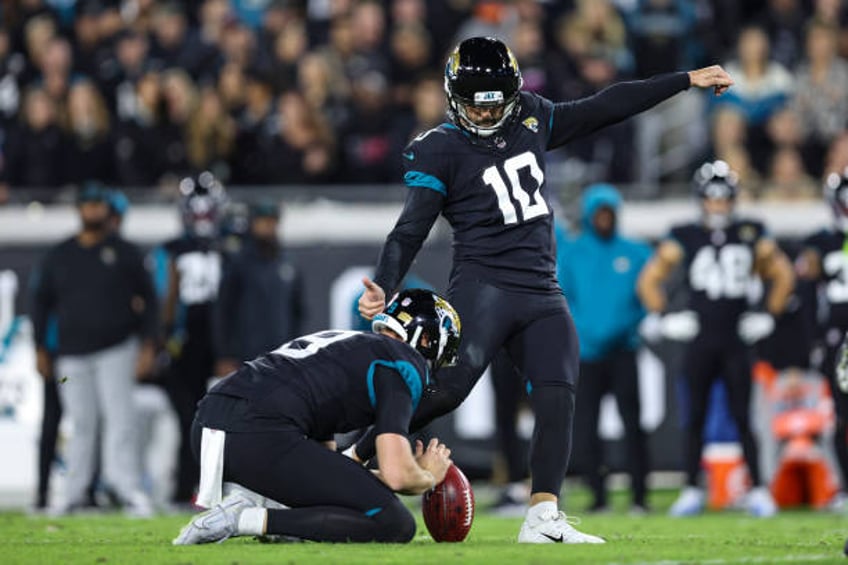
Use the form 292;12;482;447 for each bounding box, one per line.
557;184;652;361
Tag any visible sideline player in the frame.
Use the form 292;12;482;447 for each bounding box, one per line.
173;289;460;544
797;169;848;507
637;160;795;517
356;36;734;543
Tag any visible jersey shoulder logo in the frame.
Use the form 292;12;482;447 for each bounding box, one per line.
738;223;758;243
522;116;539;133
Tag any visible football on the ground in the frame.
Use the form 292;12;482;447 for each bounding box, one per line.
422;463;475;542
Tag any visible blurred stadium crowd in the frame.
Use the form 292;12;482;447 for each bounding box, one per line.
1;0;848;202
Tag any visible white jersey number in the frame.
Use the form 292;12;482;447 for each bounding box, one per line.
482;151;549;225
272;330;359;359
823;250;848;303
176;251;221;305
689;244;753;300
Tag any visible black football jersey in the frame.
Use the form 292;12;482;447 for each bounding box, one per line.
401;92;561;291
805;229;848;329
669;219;766;332
200;331;429;440
164;236;221;331
379;73;690;294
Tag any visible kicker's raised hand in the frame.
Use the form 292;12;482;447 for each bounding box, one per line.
687;65;734;96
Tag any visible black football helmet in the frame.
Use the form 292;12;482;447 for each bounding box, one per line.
444;36;523;138
372;289;461;370
825;167;848;233
693;160;738;229
179;171;227;239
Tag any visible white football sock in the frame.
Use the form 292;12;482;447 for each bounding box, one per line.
238;508;267;536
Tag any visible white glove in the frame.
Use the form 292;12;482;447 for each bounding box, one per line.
660;310;700;342
737;312;775;345
836;337;848;393
639;313;664;344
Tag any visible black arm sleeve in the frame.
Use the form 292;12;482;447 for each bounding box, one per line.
373;364;414;436
373;187;444;295
548;72;691;149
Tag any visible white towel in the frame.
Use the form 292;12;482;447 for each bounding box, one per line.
195;427;226;509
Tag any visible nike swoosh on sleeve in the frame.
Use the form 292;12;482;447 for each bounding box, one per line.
402;152;415;161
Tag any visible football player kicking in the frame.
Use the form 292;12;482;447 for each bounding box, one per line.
797;169;848;509
355;36;734;543
172;289;460;544
637;160;795;517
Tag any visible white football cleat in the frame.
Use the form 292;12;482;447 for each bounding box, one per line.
745;486;777;518
668;487;705;517
518;507;605;544
172;490;253;545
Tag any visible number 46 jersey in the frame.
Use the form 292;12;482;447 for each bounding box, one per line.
669;219;767;335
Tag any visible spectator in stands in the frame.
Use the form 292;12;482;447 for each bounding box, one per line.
65;79;115;186
214;200;304;376
102;30;150;120
297;50;351;132
217;62;246;118
265;89;336;184
20;15;57;88
230;67;275;185
757;0;808;69
149;3;212;80
268;20;308;95
159;69;196;180
627;0;697;78
31;183;157;516
70;2;105;80
338;67;395;183
113;71;165;187
39;36;73;107
792;20;848;176
560;184;652;514
718;25;794;172
760;146;818;201
809;0;848;59
186;86;235;180
389;24;433;111
1;86;67;190
560;0;631;78
510;19;550;96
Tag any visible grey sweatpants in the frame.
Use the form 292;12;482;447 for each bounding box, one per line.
56;337;142;507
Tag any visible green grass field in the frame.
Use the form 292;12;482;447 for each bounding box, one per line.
3;489;847;564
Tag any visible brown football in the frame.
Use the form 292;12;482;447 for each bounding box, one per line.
422;463;475;542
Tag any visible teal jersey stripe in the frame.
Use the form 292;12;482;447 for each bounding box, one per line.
404;171;447;195
367;360;426;411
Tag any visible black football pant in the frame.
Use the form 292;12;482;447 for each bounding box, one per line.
490;349;529;483
37;378;62;508
822;336;848;488
681;338;762;487
169;338;215;503
358;278;579;497
574;349;647;507
190;420;415;543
